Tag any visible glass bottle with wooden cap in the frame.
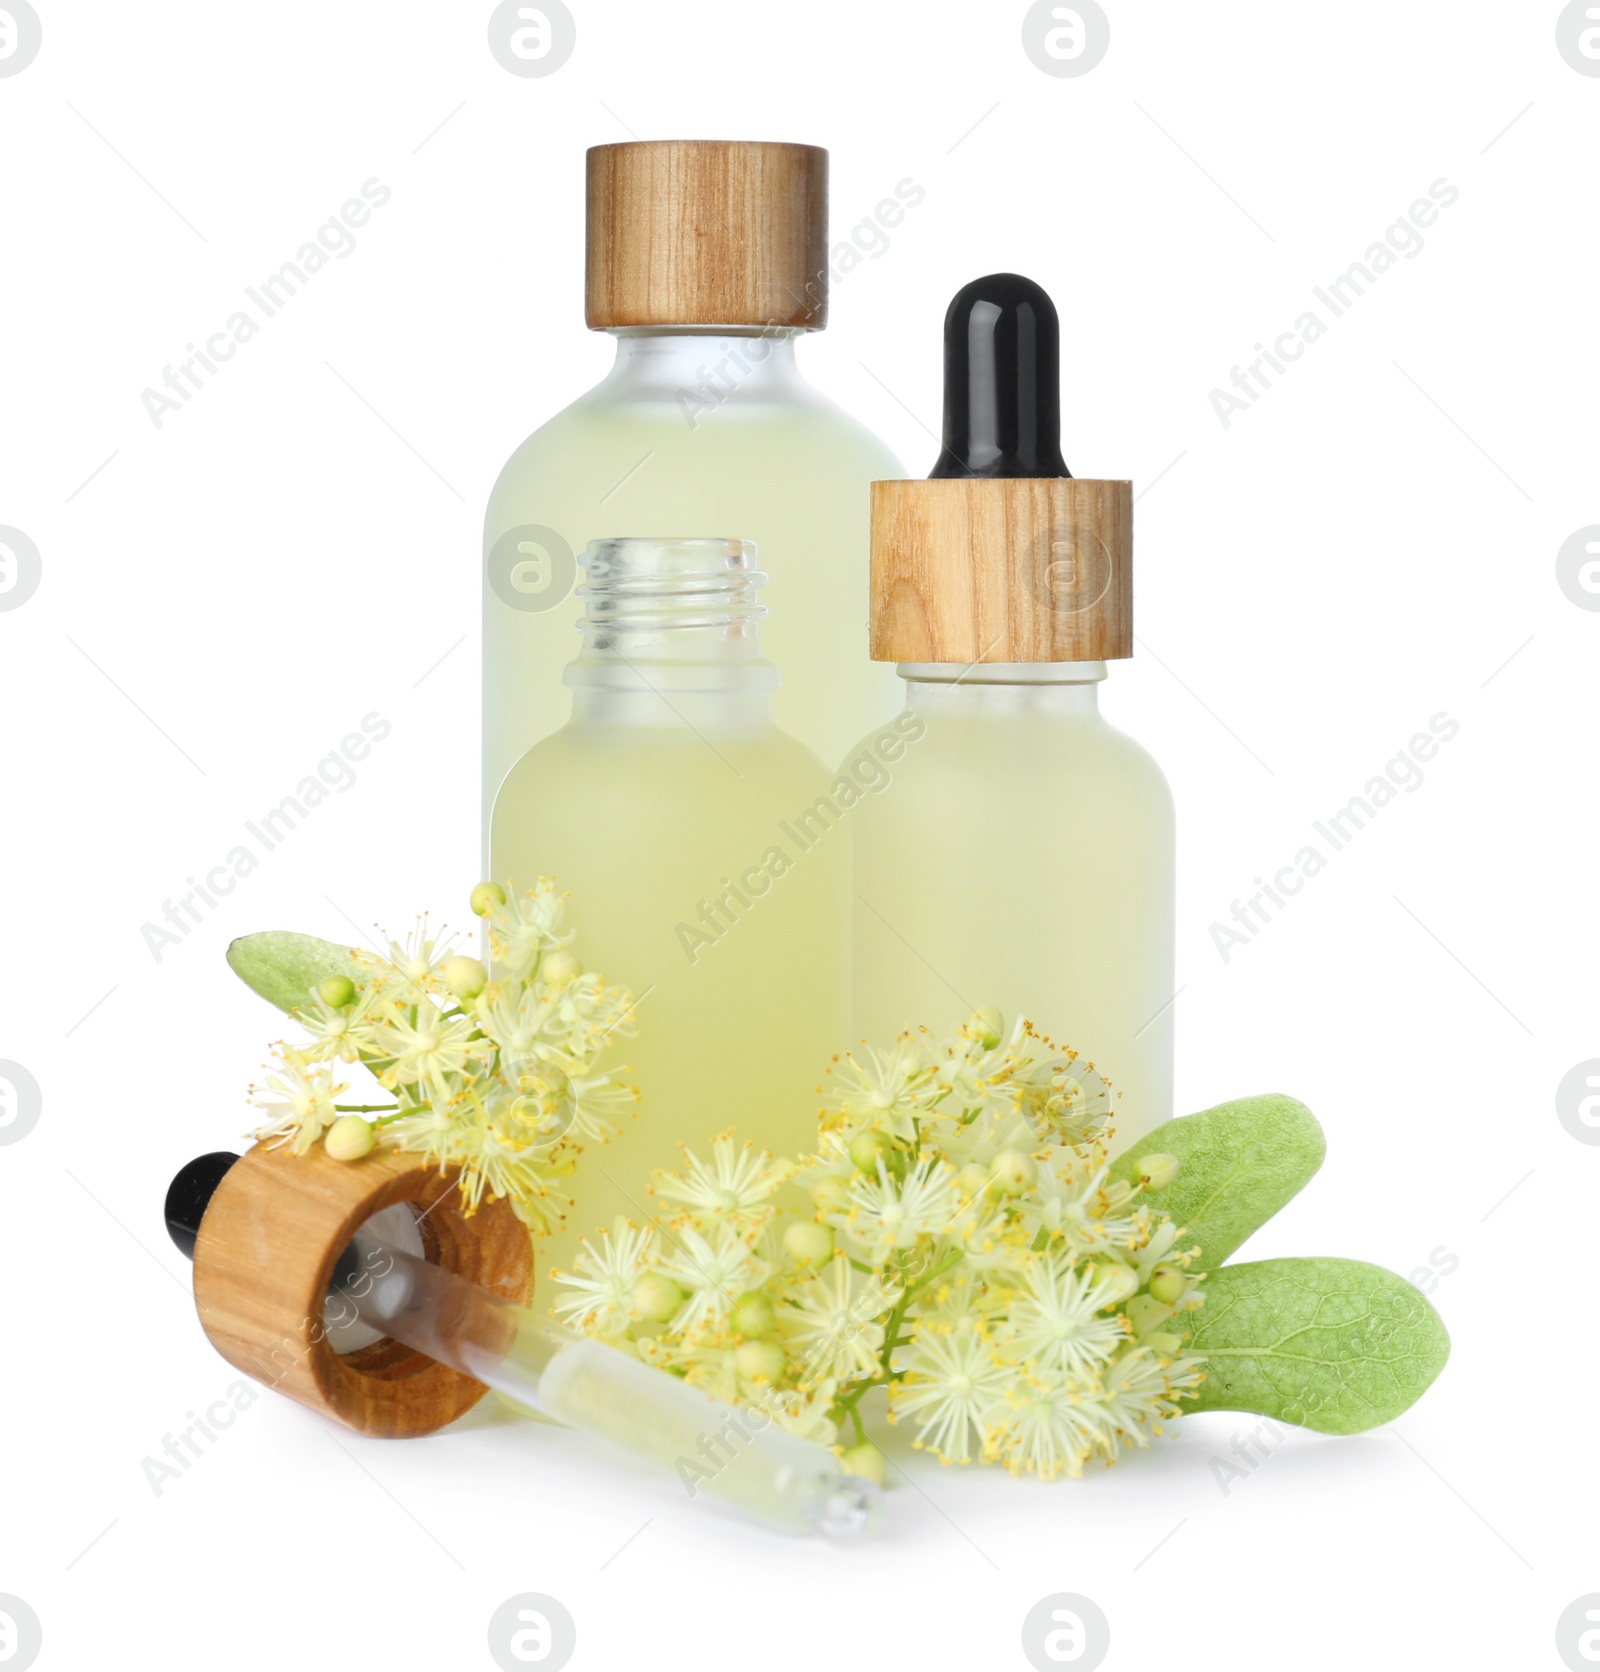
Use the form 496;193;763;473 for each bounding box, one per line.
846;274;1174;1149
483;139;905;845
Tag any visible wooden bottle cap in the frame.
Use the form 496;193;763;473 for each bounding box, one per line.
586;141;828;330
192;1143;532;1439
869;477;1133;664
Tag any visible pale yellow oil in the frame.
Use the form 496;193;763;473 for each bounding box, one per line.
848;674;1175;1151
483;342;905;836
492;721;848;1280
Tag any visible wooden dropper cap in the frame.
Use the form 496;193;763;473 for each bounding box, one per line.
586;141;829;330
177;1143;533;1439
870;274;1132;664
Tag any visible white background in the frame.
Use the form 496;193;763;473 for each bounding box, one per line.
2;2;1596;1668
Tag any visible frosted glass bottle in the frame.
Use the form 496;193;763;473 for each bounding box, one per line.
848;662;1174;1149
483;329;902;831
851;271;1176;1149
491;538;847;1273
483;140;905;840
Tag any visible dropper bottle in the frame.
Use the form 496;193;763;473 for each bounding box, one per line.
845;274;1176;1148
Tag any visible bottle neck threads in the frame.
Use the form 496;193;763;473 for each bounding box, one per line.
566;538;778;718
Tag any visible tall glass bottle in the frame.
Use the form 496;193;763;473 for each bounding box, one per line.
483;141;904;841
491;538;848;1273
846;276;1175;1148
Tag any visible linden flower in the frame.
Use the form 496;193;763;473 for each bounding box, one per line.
890;1328;1010;1464
475;975;636;1068
913;1272;1005;1339
1041;1056;1114;1147
1024;1156;1146;1255
996;1257;1130;1378
985;1373;1109;1481
1120;1217;1196;1289
655;1226;772;1337
552;1218;661;1338
765;1379;840;1447
842;1157;959;1266
378;1084;553;1230
994;1024;1079;1117
654;1134;793;1235
927;1016;1029;1110
370;1005;480;1101
474;982;562;1068
1094;1346;1200;1448
451;1115;565;1230
923;1028;1007;1113
941;1094;1034;1157
542;972;636;1056
822;1034;936;1141
488;879;570;983
537;1052;637;1146
384;918;458;998
253;1048;346;1156
496;1067;577;1153
777;1255;899;1384
296;980;382;1064
792;1132;857;1211
943;1192;1019;1270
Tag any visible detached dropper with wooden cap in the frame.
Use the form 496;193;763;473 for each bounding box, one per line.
848;274;1175;1148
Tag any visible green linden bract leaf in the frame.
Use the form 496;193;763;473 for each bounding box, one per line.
226;930;364;1016
1110;1093;1326;1267
1183;1257;1450;1434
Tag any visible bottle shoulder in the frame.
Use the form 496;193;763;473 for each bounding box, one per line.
486;379;902;515
500;716;832;790
843;703;1173;806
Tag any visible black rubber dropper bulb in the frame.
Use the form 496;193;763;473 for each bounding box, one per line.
164;1151;240;1260
164;1149;367;1291
929;273;1071;480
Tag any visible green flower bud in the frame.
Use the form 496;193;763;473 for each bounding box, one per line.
470;881;507;917
840;1442;888;1485
1123;1293;1173;1339
731;1292;776;1340
735;1340;786;1384
989;1150;1035;1195
324;1115;375;1162
783;1221;834;1265
1138;1153;1180;1192
317;974;357;1009
440;955;488;1001
848;1129;894;1174
630;1273;683;1323
1145;1332;1184;1357
1093;1263;1141;1304
540;948;582;989
1147;1264;1187;1305
966;1005;1004;1051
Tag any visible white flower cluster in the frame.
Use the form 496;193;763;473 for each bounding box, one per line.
553;1013;1206;1481
251;881;637;1230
